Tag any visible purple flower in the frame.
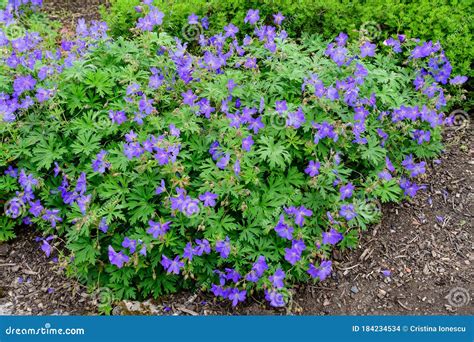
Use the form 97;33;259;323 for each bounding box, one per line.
399;178;422;197
242;136;254;152
269;268;285;289
183;198;200;216
381;269;391;277
108;246;130;268
18;170;38;191
284;247;301;265
273;12;285;25
122;237;137;254
404;157;426;177
233;159;241;176
183;242;194;260
5;198;23;218
313;121;338;144
40;237;53;257
228;288;246;306
449;75;467;85
360;41;376;57
340;183;355;200
194;239;211;256
29;200;43;217
286;107;305;129
244;9;260;25
182;89;197;106
4;166;18;178
292;239;306;253
335;32;348;46
225;268;241;283
322;228;343;245
378;170;393;180
304;160;320;177
161;255;184;275
99;218;108;233
147;220;171;238
227;79;237;93
386;156;395;172
339;204;356;221
265;290;285;307
75;172;87;195
285;205;312;227
198;97;215;118
274;215;294;240
244;57;257;69
198;192;218;207
275;100;287;113
307;260;332;281
42;209;62;228
201;16;209;30
188;13;199;25
411;41;436;59
13;75;36;96
169;124;180;137
216;236;231;258
216;153;230;169
109;110;127;125
155;179;166;194
224;23;239;38
412;130;431;144
92;150;110;173
248;116;264;134
246;256;268;282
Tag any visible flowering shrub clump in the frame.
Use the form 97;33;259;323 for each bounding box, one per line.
0;2;467;308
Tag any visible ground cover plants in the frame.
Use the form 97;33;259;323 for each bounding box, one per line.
0;0;468;312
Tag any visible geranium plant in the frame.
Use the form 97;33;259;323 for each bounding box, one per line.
0;1;467;310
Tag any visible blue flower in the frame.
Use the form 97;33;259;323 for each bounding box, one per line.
274;215;294;240
339;182;355;200
147;220;171;238
269;268;285;289
108;246;130;269
322;228;343;245
339;204;356;221
215;236;231;258
307;260;332;281
198;192;218;207
244;9;260;25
